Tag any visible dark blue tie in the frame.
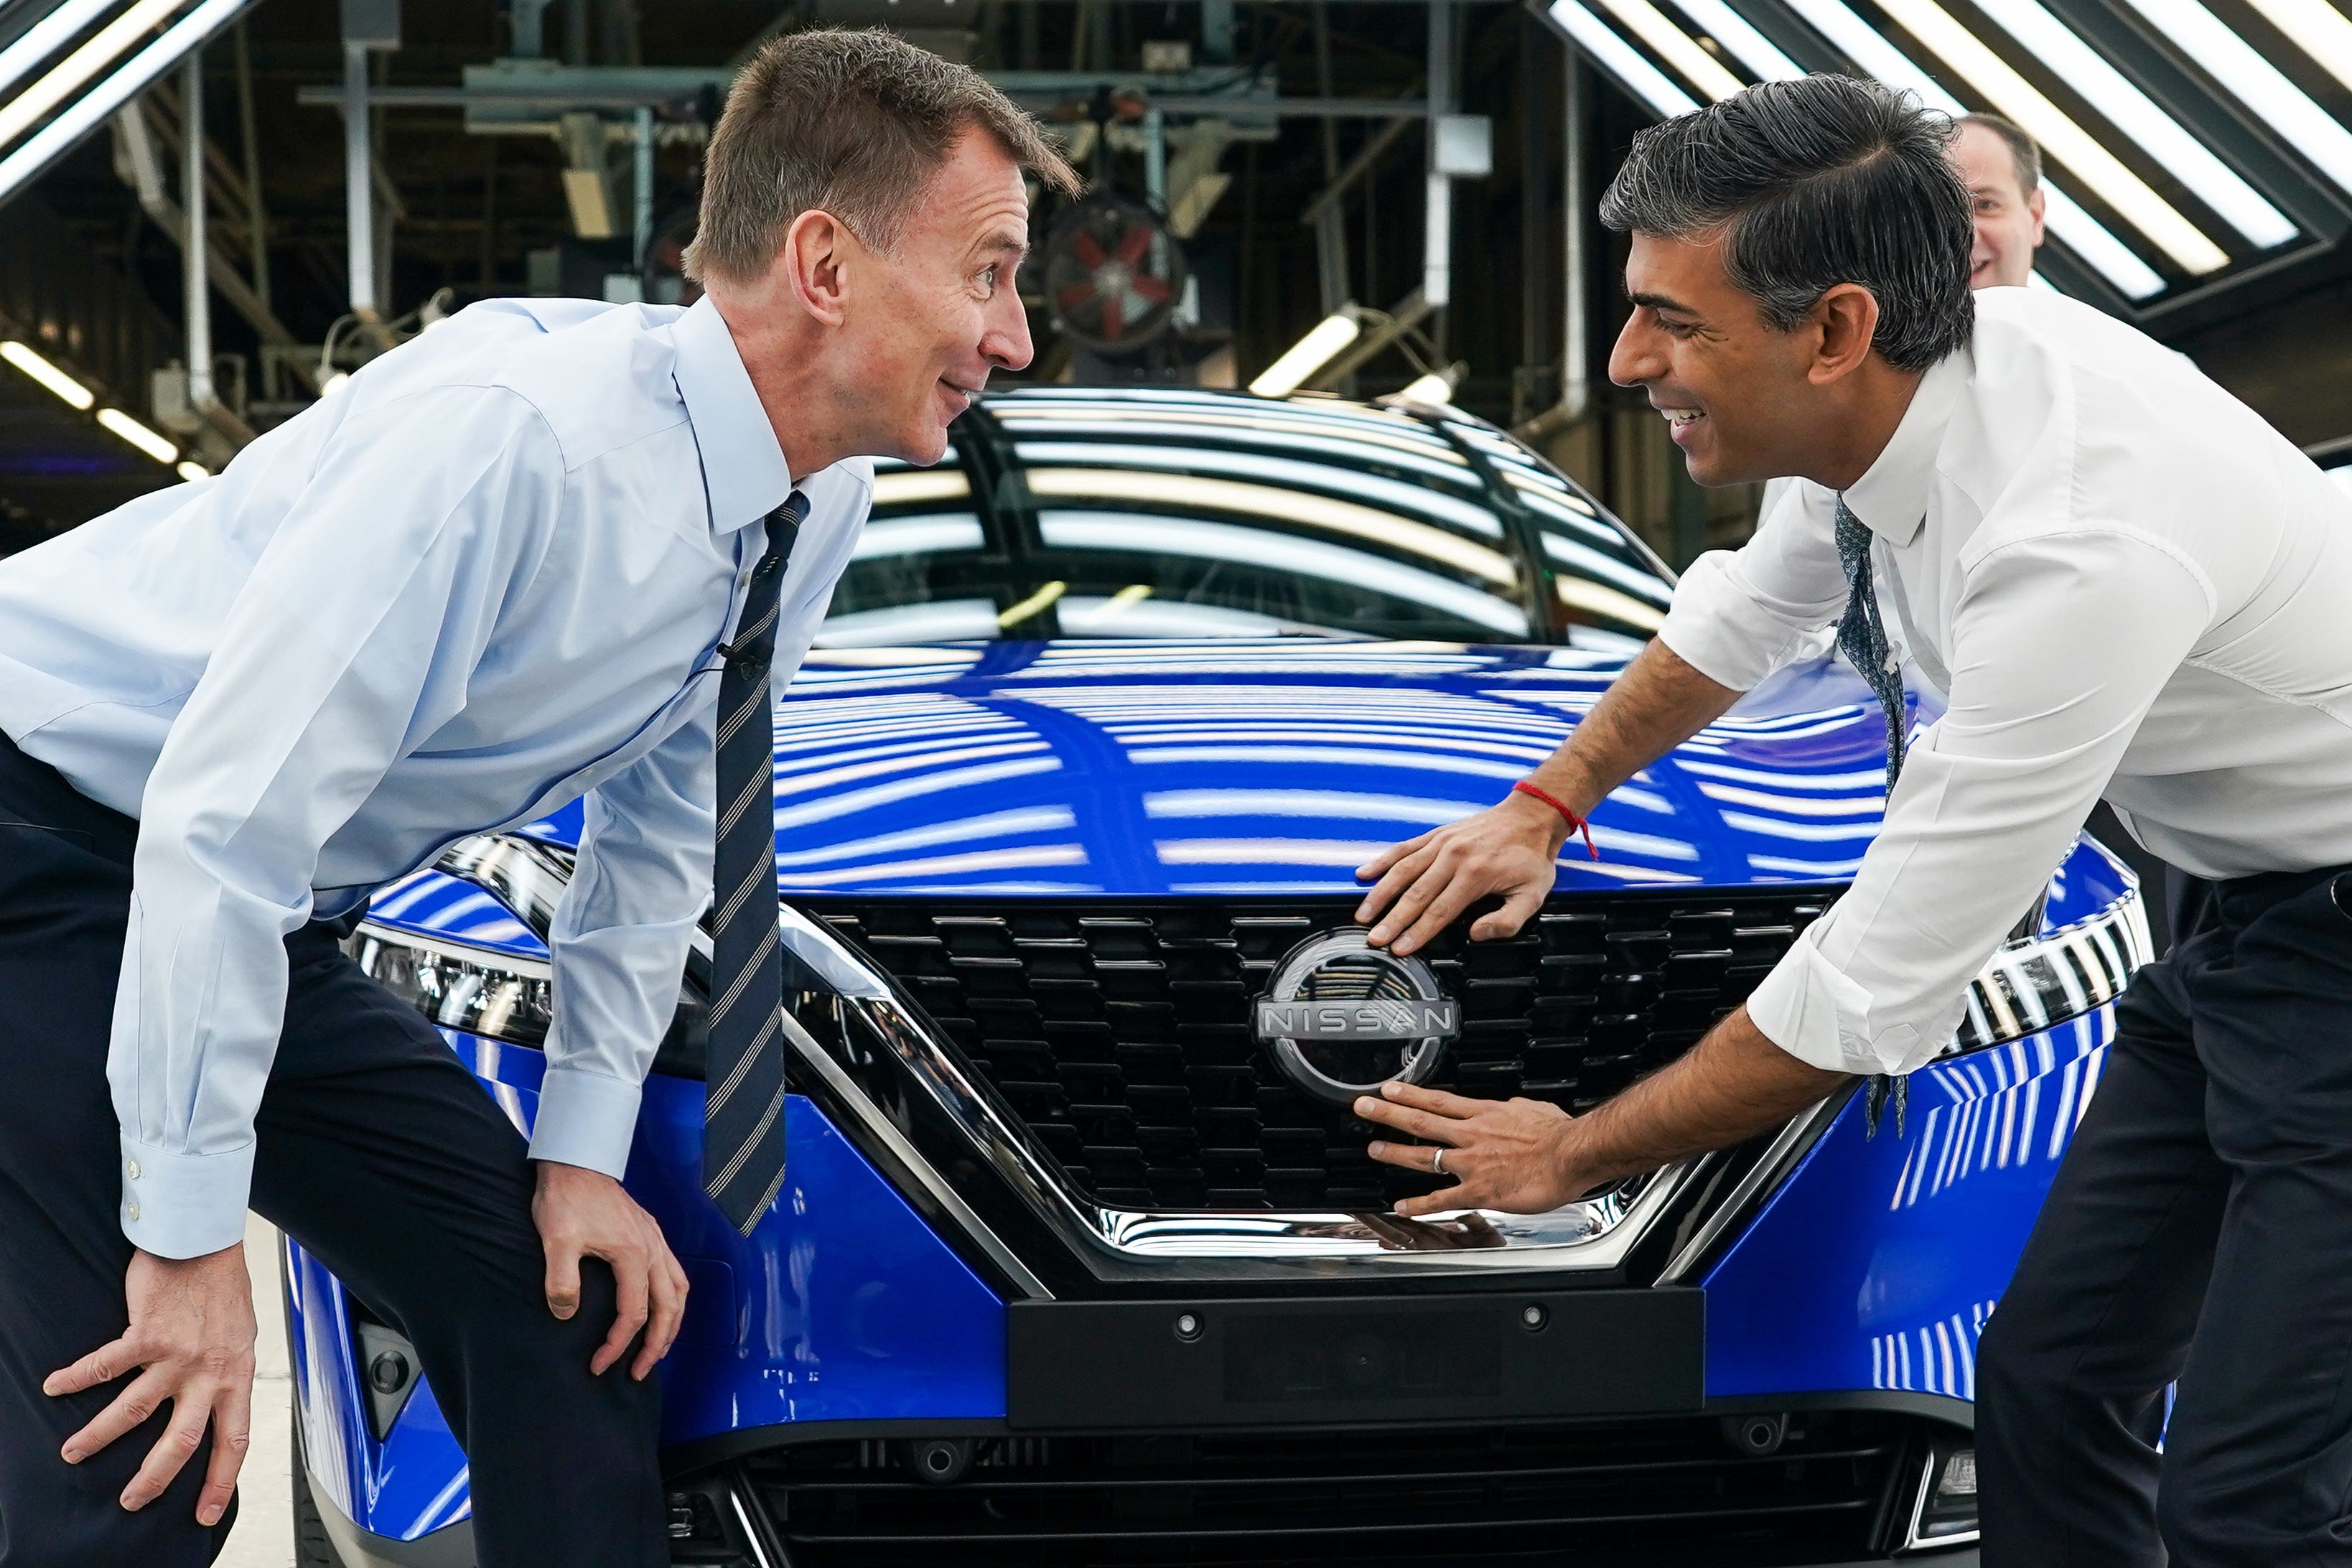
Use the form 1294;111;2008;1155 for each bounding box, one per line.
1834;495;1910;1138
703;494;806;1233
1835;495;1908;797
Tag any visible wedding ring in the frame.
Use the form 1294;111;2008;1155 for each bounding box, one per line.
1432;1148;1449;1177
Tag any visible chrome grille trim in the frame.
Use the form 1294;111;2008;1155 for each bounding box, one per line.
839;986;1693;1275
805;894;1838;1215
1950;885;2152;1054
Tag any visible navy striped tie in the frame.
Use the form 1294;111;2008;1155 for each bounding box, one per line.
1834;495;1910;1139
1834;495;1908;798
703;494;806;1234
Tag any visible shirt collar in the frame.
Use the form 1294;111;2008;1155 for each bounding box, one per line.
671;294;793;535
1839;347;1970;547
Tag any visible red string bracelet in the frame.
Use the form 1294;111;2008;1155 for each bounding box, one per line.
1512;780;1600;861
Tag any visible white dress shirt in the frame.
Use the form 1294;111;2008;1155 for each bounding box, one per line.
1662;286;2352;1078
0;295;872;1258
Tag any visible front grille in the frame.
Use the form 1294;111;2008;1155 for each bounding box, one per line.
739;1410;1918;1567
809;892;1834;1211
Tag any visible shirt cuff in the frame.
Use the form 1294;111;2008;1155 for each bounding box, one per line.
118;1136;255;1259
526;1065;644;1180
1745;931;1920;1076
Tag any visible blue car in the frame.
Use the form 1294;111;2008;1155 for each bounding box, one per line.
286;387;2148;1567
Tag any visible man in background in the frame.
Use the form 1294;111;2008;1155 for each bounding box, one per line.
1951;113;2045;289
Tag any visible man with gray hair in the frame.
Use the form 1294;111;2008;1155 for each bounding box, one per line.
0;27;1074;1567
1353;73;2352;1565
1952;112;2045;289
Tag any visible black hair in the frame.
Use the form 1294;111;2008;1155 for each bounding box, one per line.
1599;75;1974;372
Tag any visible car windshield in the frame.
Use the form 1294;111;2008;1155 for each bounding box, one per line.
817;389;1675;648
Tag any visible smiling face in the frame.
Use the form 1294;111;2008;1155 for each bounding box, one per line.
1950;122;2045;290
839;129;1036;464
1607;230;1834;487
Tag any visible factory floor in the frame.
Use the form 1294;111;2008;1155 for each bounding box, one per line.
219;1212;296;1568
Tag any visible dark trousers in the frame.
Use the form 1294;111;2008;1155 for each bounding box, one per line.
0;733;663;1567
1979;865;2352;1565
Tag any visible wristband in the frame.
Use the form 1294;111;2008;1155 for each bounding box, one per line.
1511;780;1600;861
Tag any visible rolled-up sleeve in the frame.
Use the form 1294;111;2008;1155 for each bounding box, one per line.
112;387;562;1258
1658;479;1849;691
531;709;715;1177
1745;528;2211;1075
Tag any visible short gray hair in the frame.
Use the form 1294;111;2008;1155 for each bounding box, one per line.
1599;75;1974;373
684;28;1081;285
1958;112;2041;195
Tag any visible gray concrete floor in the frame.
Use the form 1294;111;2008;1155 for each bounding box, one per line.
218;1213;295;1568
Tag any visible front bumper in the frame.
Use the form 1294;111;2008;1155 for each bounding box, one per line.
663;1402;1976;1568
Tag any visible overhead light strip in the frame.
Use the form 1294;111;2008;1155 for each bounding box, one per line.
1544;0;1704;117
1248;310;1363;397
2113;0;2352;195
0;0;190;151
1969;0;2295;248
2239;0;2352;97
1597;0;1748;100
1871;0;2230;273
0;0;246;202
96;406;177;463
1663;0;1809;79
0;0;120;100
0;339;95;408
2034;183;2167;297
1775;0;2167;297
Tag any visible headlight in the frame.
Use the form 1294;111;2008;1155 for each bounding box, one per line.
350;929;554;1047
1949;885;2152;1054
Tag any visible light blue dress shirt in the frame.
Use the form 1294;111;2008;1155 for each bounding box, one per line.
0;295;873;1259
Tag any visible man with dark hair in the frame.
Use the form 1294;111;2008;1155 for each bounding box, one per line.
1954;112;2045;288
0;26;1075;1568
1353;73;2352;1567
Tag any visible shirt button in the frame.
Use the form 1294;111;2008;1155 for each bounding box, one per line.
126;1200;141;1222
127;1160;141;1180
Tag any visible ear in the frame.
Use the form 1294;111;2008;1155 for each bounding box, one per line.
1805;283;1882;386
777;208;854;329
2026;186;2048;248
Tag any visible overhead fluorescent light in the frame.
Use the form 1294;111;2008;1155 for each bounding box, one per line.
1;340;95;409
1396;370;1459;406
1249;311;1365;398
1662;0;1807;80
96;406;177;463
2241;0;2352;96
1597;0;1747;101
0;0;120;101
1872;0;2229;273
1968;0;2293;248
0;0;249;204
1775;0;2168;297
1544;0;1702;117
2038;185;2167;298
2113;0;2352;195
176;459;208;482
0;0;190;151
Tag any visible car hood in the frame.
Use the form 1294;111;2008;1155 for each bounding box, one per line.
731;638;1892;898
